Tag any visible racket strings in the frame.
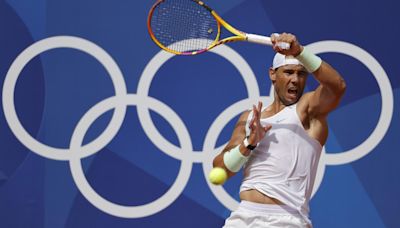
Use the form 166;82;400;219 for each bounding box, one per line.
150;0;219;53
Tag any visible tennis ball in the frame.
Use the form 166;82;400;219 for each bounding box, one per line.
209;167;228;185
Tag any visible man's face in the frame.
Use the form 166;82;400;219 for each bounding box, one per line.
269;64;308;106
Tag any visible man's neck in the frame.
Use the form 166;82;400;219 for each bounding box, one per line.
268;99;288;114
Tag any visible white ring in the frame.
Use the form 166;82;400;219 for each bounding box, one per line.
69;95;192;218
137;39;260;163
307;41;393;165
2;36;127;160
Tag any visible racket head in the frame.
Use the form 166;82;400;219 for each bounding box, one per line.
147;0;222;55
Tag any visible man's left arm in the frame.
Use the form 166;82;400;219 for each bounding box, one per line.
307;60;346;116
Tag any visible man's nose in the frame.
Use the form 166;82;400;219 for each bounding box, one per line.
291;74;299;84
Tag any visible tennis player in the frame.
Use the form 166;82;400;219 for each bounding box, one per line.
213;33;346;227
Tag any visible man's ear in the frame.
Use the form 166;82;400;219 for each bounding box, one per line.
269;67;276;84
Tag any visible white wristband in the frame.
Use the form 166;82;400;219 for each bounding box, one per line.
296;47;322;73
223;145;248;172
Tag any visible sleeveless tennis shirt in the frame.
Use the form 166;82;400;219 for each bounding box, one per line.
240;104;322;224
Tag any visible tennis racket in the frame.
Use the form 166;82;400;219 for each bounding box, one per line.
147;0;290;55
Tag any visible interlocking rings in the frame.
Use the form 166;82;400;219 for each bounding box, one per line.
70;95;192;218
2;36;393;217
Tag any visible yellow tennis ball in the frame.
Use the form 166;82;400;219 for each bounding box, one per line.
209;167;228;185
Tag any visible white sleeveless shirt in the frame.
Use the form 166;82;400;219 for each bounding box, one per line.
240;104;322;224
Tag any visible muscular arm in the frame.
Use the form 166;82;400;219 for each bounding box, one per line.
298;60;346;145
307;60;346;117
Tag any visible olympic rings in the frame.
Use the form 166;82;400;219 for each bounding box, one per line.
2;36;393;217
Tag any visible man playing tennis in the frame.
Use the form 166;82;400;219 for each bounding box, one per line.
213;33;346;227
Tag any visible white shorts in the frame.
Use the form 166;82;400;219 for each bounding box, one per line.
222;201;310;228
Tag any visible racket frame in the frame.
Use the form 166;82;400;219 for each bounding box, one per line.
147;0;274;55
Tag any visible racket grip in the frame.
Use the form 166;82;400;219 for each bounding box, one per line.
246;33;290;50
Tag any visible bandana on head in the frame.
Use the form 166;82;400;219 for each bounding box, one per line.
272;53;307;71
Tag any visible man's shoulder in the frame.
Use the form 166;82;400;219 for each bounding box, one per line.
298;91;330;119
297;91;314;109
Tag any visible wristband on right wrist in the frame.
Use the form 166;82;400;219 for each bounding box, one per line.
296;47;322;73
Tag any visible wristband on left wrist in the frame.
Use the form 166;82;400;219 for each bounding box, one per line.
295;47;322;73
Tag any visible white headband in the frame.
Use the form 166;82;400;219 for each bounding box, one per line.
272;53;305;70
